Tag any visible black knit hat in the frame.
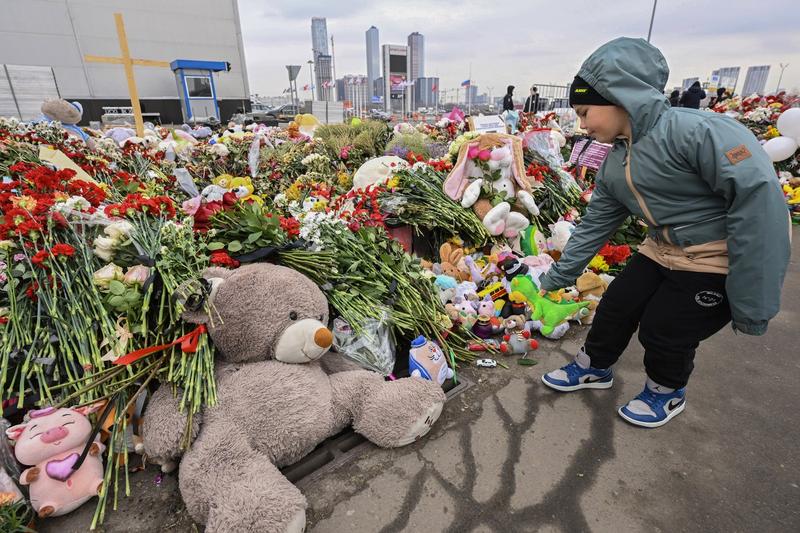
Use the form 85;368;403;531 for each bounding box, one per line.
569;76;614;106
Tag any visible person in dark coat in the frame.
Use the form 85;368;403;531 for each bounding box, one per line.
502;85;515;111
524;86;540;113
668;90;680;107
678;81;706;109
709;87;728;108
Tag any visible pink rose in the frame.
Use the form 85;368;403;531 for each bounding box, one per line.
467;146;480;159
182;196;202;216
478;149;491;161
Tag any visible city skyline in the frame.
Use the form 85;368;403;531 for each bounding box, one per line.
239;0;800;98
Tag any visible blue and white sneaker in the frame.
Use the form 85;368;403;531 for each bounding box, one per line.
618;385;686;428
541;361;613;392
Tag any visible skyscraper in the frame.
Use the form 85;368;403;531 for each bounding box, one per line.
742;65;771;96
366;26;380;98
311;17;331;100
407;32;424;81
311;17;329;58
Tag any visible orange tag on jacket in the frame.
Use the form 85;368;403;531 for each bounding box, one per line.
725;144;752;165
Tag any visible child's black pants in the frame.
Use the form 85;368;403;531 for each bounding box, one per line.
585;253;731;389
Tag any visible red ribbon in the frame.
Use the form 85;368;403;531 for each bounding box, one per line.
113;325;207;366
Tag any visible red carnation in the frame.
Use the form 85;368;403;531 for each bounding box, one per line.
52;243;76;258
209;250;240;268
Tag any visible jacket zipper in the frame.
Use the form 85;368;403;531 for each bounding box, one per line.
623;140;671;243
672;214;726;232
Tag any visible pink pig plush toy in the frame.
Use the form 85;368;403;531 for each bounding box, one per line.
5;405;105;518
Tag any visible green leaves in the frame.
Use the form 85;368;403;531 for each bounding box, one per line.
108;280;126;296
227;240;243;253
206;241;225;251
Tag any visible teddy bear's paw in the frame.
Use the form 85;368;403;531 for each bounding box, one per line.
394;400;444;447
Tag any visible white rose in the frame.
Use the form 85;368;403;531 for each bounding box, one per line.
123;265;150;285
93;263;123;287
105;221;133;240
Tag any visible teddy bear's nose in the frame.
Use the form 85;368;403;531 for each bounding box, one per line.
314;327;333;348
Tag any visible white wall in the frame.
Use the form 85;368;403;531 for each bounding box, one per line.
0;0;249;100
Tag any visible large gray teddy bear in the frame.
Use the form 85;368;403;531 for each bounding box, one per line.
143;263;446;533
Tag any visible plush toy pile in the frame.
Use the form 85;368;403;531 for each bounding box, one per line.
0;102;644;528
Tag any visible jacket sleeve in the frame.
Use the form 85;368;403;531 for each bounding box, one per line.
690;119;791;335
539;173;630;291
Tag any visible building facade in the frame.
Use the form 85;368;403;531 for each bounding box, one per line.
365;26;380;98
414;77;439;109
741;65;770;96
339;74;370;114
315;54;333;101
407;32;424;81
382;44;407;113
0;0;250;124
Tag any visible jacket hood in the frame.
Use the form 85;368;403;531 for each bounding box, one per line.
576;37;670;142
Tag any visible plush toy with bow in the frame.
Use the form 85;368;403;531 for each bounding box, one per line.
443;133;540;238
6;405;105;518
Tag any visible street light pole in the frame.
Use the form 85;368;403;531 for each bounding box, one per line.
776;63;789;93
307;60;314;100
647;0;658;42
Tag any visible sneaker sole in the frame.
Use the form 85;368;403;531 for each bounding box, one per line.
541;374;613;392
617;401;685;428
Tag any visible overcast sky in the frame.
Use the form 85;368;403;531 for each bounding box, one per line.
238;0;800;98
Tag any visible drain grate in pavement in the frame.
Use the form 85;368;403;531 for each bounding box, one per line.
283;376;473;485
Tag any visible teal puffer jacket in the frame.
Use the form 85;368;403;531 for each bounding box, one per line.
540;37;790;336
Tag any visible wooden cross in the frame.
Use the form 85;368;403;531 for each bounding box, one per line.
84;13;170;136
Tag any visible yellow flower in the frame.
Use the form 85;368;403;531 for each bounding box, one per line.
765;126;780;140
285;182;302;202
386;176;400;189
589;255;610;272
337;171;352;188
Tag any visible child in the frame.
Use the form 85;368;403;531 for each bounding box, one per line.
539;38;791;428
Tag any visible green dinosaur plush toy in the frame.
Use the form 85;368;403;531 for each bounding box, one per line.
510;275;590;337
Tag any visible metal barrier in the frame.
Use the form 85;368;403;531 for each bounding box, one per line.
526;83;570;111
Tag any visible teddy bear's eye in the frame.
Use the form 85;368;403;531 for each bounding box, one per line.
289;311;298;321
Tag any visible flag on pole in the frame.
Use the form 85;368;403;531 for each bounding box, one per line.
431;83;437;91
461;79;471;87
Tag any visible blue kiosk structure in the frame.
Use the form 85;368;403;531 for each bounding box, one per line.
170;60;230;123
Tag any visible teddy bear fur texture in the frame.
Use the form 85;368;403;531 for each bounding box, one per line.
143;263;445;533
